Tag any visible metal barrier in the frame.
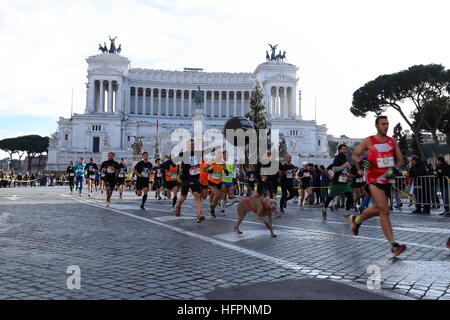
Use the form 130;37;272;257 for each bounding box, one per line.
391;175;450;211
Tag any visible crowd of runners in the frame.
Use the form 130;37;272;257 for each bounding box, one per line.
56;116;450;254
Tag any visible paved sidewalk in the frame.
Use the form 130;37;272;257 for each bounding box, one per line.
0;186;449;300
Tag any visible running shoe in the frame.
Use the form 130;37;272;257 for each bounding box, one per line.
217;203;222;209
221;208;225;214
197;214;205;223
299;205;304;210
446;237;450;249
171;207;176;212
391;243;407;256
329;205;335;212
175;205;181;217
320;207;327;220
106;200;110;208
209;206;216;218
350;214;361;236
140;204;145;210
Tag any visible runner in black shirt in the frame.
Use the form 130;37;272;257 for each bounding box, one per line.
245;165;257;197
133;152;153;210
171;139;216;223
255;153;278;198
117;158;127;199
297;162;313;209
66;161;75;194
279;154;297;214
100;152;120;207
153;158;163;200
85;158;98;197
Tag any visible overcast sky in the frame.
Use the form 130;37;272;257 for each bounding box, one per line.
1;0;450;159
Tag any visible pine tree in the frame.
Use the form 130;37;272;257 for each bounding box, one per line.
411;130;424;159
393;123;408;166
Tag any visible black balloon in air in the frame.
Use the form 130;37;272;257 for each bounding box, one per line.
223;116;255;146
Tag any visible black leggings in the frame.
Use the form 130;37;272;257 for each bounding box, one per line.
280;181;296;209
68;178;74;192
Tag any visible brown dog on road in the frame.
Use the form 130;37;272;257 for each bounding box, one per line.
226;197;278;238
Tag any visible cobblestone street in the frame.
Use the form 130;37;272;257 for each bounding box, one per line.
1;186;449;300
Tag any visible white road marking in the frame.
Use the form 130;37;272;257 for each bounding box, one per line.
7;195;20;201
215;229;315;242
154;216;197;222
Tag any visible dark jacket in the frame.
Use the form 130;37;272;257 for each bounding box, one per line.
409;160;427;178
435;161;450;179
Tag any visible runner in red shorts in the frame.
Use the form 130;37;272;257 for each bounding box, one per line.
350;115;407;256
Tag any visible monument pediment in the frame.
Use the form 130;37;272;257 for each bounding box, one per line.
265;73;297;82
90;65;123;75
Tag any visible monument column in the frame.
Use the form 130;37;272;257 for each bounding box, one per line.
115;82;121;114
218;91;222;117
226;91;230;118
210;91;215;117
158;88;162;116
233;90;237;116
108;81;113;112
181;90;185;116
165;89;169;116
203;90;208;115
283;86;288;118
134;87;138;114
173;89;177;116
189;90;192;115
87;79;95;113
150;88;154;115
142;88;147;115
99;80;104;112
241;91;244;116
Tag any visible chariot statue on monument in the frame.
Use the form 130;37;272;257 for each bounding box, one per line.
109;36;118;54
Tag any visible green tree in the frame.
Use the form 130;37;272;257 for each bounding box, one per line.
351;64;450;159
16;135;49;171
410;130;424;158
0;137;19;165
437;100;450;151
413;97;448;156
393;123;408;165
0;135;49;172
245;81;271;160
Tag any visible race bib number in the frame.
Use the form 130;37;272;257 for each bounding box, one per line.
356;177;364;183
69;173;74;177
377;157;395;168
190;167;200;175
89;175;95;179
101;173;105;177
189;156;198;166
261;176;267;182
118;173;124;178
286;170;293;179
170;173;177;179
303;172;310;178
107;166;115;174
249;175;255;181
338;175;348;183
157;172;162;178
212;172;221;180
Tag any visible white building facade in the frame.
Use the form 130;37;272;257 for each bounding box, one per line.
46;51;330;171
